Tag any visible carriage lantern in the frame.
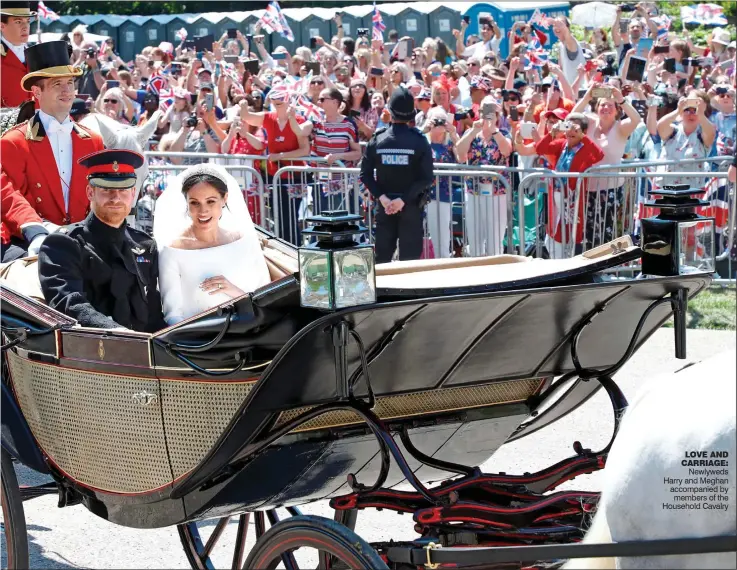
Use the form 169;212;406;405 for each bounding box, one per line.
640;184;716;277
299;210;376;310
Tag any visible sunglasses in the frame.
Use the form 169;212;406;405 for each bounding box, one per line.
470;62;480;66
317;97;333;103
683;107;698;114
103;99;119;104
310;80;324;85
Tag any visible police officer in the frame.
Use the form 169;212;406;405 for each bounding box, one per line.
38;149;166;333
360;86;433;263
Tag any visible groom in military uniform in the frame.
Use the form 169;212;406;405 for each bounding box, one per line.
1;40;104;262
38;149;166;333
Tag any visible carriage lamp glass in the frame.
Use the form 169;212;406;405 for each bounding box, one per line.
299;211;376;310
640;184;715;276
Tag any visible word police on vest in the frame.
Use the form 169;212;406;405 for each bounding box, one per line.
378;148;415;166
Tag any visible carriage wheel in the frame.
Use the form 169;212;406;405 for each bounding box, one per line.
178;508;304;570
244;515;388;570
1;450;29;570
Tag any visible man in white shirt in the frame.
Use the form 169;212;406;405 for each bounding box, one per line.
552;17;585;86
458;17;502;61
0;1;34;108
1;40;104;262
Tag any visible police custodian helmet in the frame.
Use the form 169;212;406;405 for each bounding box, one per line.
388;86;416;121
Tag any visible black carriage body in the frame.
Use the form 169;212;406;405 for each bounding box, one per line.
0;240;711;529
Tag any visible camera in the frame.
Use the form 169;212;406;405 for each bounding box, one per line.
619;3;636;11
431;118;447;127
86;48;96;58
597;54;616;77
186;114;198;128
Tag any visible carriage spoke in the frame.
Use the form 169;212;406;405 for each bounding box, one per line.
203;517;232;559
230;514;249;570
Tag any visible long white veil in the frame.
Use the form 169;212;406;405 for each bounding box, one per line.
153;163;260;250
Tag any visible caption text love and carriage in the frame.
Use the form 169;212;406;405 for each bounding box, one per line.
663;451;731;511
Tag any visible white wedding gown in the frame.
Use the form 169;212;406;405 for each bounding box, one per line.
158;236;271;325
154;164;272;326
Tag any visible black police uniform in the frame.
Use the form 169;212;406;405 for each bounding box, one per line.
37;149;166;333
360;88;433;263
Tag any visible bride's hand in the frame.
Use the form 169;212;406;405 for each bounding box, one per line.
200;276;245;298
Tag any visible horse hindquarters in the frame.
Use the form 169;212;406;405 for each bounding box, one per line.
562;506;616;570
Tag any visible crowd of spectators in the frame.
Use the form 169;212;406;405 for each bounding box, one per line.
63;2;736;259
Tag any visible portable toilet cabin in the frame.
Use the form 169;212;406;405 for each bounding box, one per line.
455;1;570;58
140;16;166;50
116;16;148;62
189;13;221;40
164;15;190;45
268;7;301;51
333;6;361;40
241;10;271;53
44;14;69;34
492;1;569;56
90;15;122;52
299;8;334;49
390;4;430;47
425;3;463;50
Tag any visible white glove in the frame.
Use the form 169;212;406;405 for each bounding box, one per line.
27;234;47;256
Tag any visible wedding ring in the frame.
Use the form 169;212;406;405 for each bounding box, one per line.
218;283;223;289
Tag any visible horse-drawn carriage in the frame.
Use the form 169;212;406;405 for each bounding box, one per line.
1;207;734;569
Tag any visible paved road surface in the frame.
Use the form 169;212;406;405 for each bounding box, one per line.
2;328;735;569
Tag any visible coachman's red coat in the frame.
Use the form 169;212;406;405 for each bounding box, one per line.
0;42;32;108
1;113;104;244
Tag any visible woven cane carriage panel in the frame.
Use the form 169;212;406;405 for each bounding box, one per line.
160;380;255;478
7;352;172;493
276;378;544;433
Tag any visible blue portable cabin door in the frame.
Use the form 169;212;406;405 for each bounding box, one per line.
334;8;364;42
190;16;216;44
141;18;166;52
164;16;190;46
117;19;142;63
242;14;271;53
300;14;331;52
394;7;429;49
428;6;462;53
460;3;501;47
269;12;301;52
90;18;121;54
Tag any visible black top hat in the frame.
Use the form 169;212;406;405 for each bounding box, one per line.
21;40;82;91
78;150;144;190
0;1;37;17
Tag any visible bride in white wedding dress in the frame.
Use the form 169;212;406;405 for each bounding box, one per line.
154;164;271;326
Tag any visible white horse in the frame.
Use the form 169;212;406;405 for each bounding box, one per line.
564;349;736;569
79;110;161;198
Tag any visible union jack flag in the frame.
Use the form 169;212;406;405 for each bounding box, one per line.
257;1;294;42
652;14;672;39
37;1;59;21
524;37;549;69
372;2;386;41
158;88;176;111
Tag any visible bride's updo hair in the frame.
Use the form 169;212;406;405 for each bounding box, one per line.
180;164;229;198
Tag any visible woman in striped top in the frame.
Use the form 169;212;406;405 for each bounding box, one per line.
289;88;363;213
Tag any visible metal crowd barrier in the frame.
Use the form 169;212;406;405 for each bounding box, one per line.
519;170;735;282
141;152;736;282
